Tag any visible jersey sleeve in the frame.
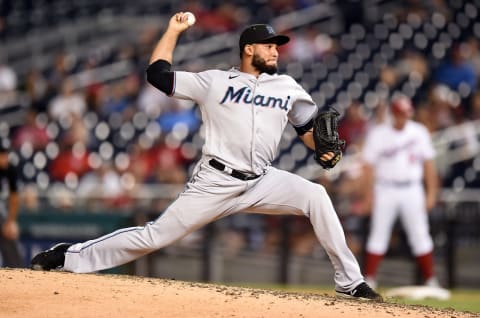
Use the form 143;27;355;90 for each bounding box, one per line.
171;70;214;104
287;81;318;127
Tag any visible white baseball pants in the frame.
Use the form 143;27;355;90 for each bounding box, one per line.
366;183;434;256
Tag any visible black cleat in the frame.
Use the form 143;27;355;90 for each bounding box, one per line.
336;282;383;302
31;243;72;271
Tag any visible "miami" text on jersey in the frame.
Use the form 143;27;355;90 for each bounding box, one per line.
220;86;290;111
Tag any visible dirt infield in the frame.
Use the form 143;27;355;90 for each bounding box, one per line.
0;268;475;318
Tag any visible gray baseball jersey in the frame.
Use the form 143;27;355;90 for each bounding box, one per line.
172;68;317;173
63;67;364;292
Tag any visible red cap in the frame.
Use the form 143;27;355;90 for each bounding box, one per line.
391;96;414;117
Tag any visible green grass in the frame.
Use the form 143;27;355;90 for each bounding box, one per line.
226;283;480;314
386;289;480;314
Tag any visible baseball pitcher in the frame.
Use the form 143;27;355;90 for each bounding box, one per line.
31;12;381;301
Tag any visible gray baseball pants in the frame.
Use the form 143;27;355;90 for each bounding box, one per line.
64;159;364;291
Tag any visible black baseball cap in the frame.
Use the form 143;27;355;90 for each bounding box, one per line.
239;24;290;52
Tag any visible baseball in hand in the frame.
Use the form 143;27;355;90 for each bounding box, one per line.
185;12;196;26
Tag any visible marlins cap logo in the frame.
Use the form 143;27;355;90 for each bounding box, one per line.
266;25;275;34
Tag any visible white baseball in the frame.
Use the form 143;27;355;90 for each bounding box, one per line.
185;12;196;26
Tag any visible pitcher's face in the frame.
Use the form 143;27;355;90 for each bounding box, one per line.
250;43;279;75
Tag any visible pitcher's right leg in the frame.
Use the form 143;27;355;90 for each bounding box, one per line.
34;161;249;273
63;209;189;273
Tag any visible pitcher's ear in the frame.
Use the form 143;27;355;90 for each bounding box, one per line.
244;44;254;57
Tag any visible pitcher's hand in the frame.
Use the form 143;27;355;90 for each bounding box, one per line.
167;12;194;34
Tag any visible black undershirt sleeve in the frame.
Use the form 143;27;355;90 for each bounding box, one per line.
293;118;314;136
146;59;175;95
0;165;18;193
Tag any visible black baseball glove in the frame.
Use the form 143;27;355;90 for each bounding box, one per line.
312;109;345;169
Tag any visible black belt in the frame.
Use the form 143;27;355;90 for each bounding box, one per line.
209;159;261;181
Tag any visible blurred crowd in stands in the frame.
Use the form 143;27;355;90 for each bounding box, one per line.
1;0;479;258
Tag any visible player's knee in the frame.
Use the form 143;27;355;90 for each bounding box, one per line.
304;183;330;211
412;240;434;256
312;183;329;199
366;242;388;255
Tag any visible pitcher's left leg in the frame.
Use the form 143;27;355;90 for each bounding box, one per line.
240;167;364;291
306;182;364;291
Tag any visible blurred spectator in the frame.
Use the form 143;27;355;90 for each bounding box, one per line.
12;108;50;151
69;114;90;146
47;52;75;90
137;83;169;119
47;184;75;210
416;84;457;132
180;1;247;34
0;57;17;108
470;91;480;120
49;133;91;182
0;143;23;267
136;138;191;212
338;101;368;153
0;61;16;91
21;183;40;212
286;26;334;63
85;82;105;113
433;43;477;94
101;75;140;118
139;83;199;133
25;69;51;114
126;135;190;186
157;106;199;134
101;81;131;116
127;140;156;183
48;79;86;121
464;37;480;78
378;66;398;90
123;73;141;103
378;49;429;95
220;214;265;256
150;141;188;185
396;49;429;82
77;161;130;209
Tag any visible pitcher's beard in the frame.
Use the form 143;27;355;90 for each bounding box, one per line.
252;54;278;75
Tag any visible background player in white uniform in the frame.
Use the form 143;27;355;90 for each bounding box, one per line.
361;95;440;288
31;12;381;301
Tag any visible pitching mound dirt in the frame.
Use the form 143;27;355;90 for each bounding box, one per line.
0;268;475;318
